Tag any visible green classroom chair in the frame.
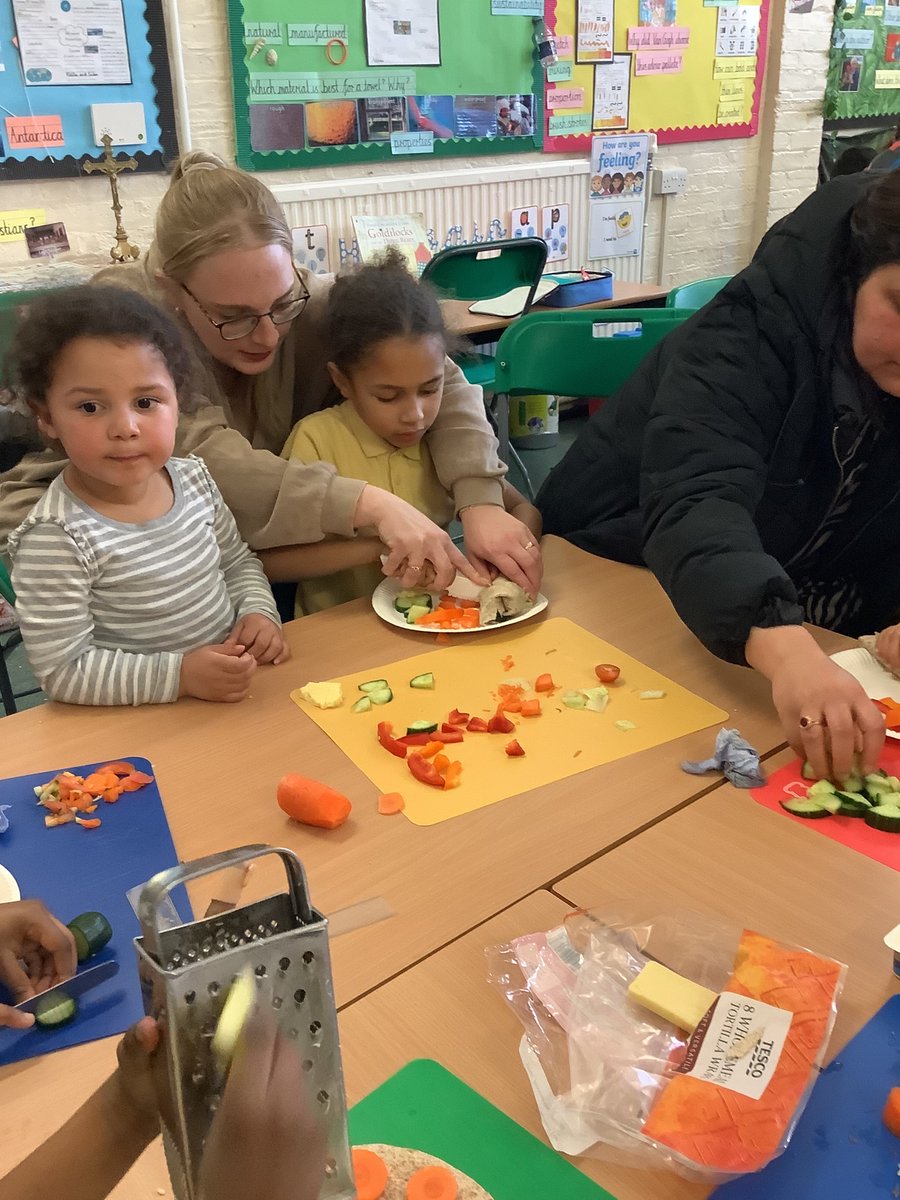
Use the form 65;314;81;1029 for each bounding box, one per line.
666;275;731;310
493;307;691;494
0;560;42;716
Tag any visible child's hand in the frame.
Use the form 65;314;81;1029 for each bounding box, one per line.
115;1016;166;1125
877;625;900;672
180;643;257;703
227;614;290;665
198;1009;326;1200
0;899;77;1027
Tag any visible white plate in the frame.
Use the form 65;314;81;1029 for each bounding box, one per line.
831;646;900;739
0;863;20;903
372;572;548;634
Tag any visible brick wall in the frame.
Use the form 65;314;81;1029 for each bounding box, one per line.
0;0;833;283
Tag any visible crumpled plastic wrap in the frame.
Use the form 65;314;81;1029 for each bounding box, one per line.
486;906;846;1184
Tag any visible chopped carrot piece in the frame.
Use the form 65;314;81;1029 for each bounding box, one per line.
377;792;405;815
41;799;63;814
456;597;480;609
442;761;463;789
407;1164;459;1200
884;1088;900;1138
276;774;351;830
421;741;444;759
521;699;542;717
534;673;555;692
433;753;450;773
500;655;515;671
75;816;102;829
352;1148;390;1200
125;770;154;786
98;761;136;776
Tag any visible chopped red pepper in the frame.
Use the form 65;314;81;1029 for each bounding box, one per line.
487;708;516;734
447;709;470;726
377;721;408;758
441;722;464;733
594;664;621;684
466;716;490;733
408;753;445;788
505;739;525;757
534;673;555;693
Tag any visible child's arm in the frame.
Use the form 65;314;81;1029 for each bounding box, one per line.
257;536;384;583
11;524;183;705
501;480;543;541
2;1019;161;1200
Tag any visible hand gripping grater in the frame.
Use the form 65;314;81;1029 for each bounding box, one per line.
135;844;354;1200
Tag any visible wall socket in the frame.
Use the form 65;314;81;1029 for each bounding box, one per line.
651;166;688;196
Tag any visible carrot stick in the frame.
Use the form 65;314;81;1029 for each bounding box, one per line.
352;1147;389;1200
277;774;351;829
884;1088;900;1137
98;761;137;776
377;792;405;815
407;1164;458;1200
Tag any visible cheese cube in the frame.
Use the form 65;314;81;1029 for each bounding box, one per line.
627;961;717;1032
298;680;344;709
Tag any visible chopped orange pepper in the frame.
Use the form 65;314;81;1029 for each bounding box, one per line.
420;740;444;759
433;753;450;772
442;761;463;789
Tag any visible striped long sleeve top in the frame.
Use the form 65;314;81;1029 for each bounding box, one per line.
8;456;280;706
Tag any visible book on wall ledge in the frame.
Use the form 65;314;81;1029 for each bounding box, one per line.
468;278;559;317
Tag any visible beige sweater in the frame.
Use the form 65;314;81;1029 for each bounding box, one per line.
0;262;505;559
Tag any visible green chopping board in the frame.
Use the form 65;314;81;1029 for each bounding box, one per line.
348;1059;618;1199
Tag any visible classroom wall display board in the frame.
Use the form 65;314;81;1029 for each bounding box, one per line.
0;0;177;181
543;0;771;151
226;0;542;170
824;0;900;121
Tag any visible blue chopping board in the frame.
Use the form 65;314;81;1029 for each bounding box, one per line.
0;757;184;1065
714;995;900;1200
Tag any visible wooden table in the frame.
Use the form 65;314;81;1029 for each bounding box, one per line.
443;281;669;339
0;538;849;1194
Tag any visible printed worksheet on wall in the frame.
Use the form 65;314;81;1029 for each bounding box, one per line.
12;0;131;85
364;0;441;67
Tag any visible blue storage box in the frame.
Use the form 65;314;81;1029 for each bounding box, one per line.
539;270;614;308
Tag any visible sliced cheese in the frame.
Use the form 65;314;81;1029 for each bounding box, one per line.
298;680;344;709
627;961;717;1033
212;968;256;1065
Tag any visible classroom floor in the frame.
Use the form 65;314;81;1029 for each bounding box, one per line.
0;410;587;718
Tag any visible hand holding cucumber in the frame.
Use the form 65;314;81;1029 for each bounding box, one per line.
0;899;77;1028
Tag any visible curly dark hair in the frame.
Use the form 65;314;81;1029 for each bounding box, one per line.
6;284;193;407
849;168;900;286
326;246;452;372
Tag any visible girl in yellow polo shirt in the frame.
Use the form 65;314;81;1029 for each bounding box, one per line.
263;249;541;615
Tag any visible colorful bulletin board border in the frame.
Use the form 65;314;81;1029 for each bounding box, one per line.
824;4;900;121
543;0;770;151
227;0;543;171
0;0;177;181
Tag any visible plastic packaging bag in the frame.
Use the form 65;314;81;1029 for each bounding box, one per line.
486;906;846;1184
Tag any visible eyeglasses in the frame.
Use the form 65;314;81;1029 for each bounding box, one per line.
180;269;310;341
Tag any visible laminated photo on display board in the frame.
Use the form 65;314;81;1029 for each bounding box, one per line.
588;133;649;259
453;94;498;137
249;103;305;151
840;55;863;91
24;220;69;259
359;95;407;141
592;53;632;128
576;0;615;63
305;100;360;146
364;0;441;67
638;0;678;26
407;94;454;137
497;94;534;136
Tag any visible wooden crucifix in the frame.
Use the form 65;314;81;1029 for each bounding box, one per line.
81;134;140;264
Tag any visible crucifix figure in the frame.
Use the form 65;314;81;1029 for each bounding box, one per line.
81;134;140;264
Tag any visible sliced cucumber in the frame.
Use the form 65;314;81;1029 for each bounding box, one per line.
836;790;871;807
835;791;870;817
780;798;830;819
359;679;389;694
820;795;843;814
865;771;889;785
865;803;900;833
406;605;431;625
801;760;818;781
67;911;112;963
35;990;77;1028
407;720;438;734
409;673;435;690
807;780;836;798
840;774;864;795
561;691;587;709
369;687;393;705
394;589;432;613
351;697;372;714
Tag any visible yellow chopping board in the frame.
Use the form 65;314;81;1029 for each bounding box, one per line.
290;617;728;826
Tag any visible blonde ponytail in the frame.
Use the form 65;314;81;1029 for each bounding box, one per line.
153;152;292;282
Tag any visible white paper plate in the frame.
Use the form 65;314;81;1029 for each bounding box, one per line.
831;646;900;739
372;572;548;634
0;863;21;903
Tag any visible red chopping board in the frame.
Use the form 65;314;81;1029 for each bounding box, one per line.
750;743;900;871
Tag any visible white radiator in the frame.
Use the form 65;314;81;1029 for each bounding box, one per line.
271;157;647;283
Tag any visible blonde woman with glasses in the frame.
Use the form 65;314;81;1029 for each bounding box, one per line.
0;151;542;596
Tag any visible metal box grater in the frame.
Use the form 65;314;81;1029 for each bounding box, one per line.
135;844;354;1200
